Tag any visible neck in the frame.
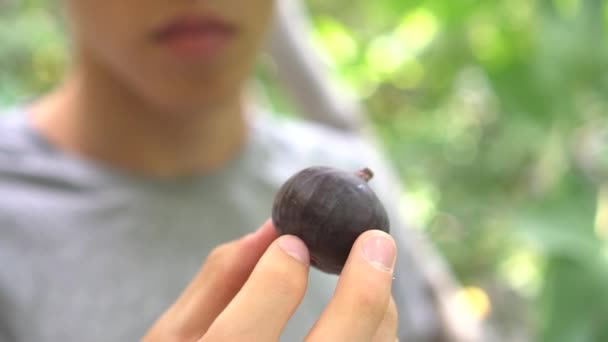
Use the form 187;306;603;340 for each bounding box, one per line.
30;61;249;179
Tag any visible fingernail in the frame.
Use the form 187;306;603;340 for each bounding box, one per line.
362;234;396;272
278;235;310;265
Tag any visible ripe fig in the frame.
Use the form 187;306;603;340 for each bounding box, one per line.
271;166;390;274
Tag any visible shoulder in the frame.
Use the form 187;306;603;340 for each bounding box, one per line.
252;112;376;176
0;106;47;179
250;111;402;208
0;106;34;156
0;106;66;187
0;107;33;190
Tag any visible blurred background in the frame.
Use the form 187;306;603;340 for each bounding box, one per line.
1;1;608;341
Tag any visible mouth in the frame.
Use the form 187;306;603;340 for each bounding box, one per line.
153;15;238;59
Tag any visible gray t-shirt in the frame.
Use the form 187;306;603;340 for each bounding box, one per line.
0;108;441;341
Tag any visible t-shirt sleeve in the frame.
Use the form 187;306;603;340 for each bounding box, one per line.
0;237;16;342
0;321;15;342
0;279;16;342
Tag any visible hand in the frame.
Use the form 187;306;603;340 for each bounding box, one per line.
143;219;398;342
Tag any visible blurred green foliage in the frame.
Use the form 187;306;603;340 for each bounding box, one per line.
1;0;608;341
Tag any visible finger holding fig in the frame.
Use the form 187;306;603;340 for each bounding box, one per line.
201;234;311;341
305;230;397;341
272;166;390;274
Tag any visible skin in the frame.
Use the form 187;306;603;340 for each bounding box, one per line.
33;0;273;177
29;1;399;340
144;222;398;341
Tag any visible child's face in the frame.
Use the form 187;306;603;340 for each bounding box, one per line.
65;0;274;113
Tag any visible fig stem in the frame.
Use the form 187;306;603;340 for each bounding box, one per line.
356;168;374;182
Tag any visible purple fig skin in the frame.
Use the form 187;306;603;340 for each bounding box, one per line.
271;166;390;274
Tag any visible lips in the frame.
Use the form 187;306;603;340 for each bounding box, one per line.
153;16;238;59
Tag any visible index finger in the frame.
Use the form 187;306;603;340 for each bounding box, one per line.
201;234;310;341
143;220;277;341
